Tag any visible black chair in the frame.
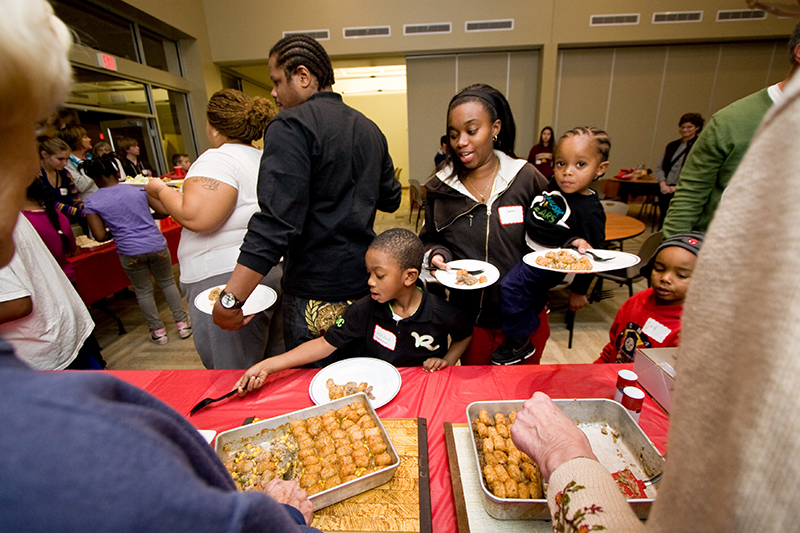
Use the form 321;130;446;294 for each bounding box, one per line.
408;178;426;232
590;231;663;301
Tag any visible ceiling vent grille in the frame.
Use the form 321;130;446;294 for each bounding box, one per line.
282;29;330;40
653;11;703;24
590;13;640;26
403;23;452;36
343;26;391;39
465;19;514;32
717;9;767;21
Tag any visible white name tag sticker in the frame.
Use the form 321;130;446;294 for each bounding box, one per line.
373;324;397;351
498;205;524;225
59;188;69;196
641;317;671;344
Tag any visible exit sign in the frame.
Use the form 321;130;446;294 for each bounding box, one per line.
97;52;118;71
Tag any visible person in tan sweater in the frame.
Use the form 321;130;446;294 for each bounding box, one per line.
511;54;800;532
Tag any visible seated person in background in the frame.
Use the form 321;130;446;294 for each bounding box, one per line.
36;136;86;231
0;2;318;530
594;232;703;363
0;216;102;370
654;113;703;229
56;124;98;201
82;155;191;345
21;179;77;283
493;127;609;365
117;136;152;178
173;152;191;173
160;153;192;180
236;229;473;394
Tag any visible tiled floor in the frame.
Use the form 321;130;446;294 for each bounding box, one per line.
94;191;653;370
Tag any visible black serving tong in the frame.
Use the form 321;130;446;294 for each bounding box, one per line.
189;389;237;416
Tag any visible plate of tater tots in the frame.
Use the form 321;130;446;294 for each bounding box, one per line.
309;358;401;409
523;248;640;273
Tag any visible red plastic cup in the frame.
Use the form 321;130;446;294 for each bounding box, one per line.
613;369;638;403
621;386;645;423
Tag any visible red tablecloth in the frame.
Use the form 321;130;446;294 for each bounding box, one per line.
68;221;182;305
109;363;669;533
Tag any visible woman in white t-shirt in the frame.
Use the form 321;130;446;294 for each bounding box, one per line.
146;89;283;368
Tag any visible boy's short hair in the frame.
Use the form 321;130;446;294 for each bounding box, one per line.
640;231;704;278
369;228;424;272
171;153;188;166
117;137;138;152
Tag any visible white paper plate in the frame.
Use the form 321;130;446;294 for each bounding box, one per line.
194;285;277;316
523;249;640;274
432;259;500;290
196;429;217;444
309;358;402;409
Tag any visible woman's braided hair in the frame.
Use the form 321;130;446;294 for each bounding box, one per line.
206;88;275;144
269;35;335;88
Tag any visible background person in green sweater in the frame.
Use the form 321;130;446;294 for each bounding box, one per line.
662;20;800;238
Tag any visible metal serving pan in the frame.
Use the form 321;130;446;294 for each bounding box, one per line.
216;393;400;510
466;399;664;520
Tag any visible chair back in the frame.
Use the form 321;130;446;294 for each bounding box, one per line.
601;200;629;216
628;231;663;277
409;179;425;203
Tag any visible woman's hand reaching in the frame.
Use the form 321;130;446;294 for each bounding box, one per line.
510;392;597;480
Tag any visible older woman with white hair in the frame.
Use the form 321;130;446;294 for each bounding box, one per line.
0;2;318;530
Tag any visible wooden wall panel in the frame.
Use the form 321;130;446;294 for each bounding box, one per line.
508;51;540;158
651;44;720;164
606;47;666;172
407;56;457;183
555;49;614;137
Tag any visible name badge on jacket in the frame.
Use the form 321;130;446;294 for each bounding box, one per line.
373;325;397;351
498;205;523;225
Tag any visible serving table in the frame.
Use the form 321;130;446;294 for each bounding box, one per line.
109;363;669;533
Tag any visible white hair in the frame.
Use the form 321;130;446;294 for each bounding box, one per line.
0;0;72;130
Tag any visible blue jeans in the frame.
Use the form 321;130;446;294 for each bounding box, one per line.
499;261;565;339
118;248;187;332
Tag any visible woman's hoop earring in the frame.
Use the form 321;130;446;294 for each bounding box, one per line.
493;135;498;142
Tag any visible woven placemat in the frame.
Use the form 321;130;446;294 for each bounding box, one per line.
444;423;551;533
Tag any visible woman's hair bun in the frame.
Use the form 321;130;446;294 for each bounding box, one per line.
247;96;275;128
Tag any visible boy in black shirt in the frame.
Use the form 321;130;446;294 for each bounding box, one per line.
492;127;610;365
236;229;473;394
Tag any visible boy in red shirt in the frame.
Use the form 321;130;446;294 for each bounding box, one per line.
595;231;703;364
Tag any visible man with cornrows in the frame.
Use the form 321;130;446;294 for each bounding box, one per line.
214;35;401;359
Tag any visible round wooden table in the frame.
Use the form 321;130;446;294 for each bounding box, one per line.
605;212;646;242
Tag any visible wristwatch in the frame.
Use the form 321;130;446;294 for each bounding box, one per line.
219;290;245;310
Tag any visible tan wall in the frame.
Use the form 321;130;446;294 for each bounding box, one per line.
340;92;409;187
555;40;787;175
